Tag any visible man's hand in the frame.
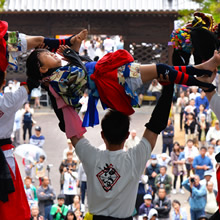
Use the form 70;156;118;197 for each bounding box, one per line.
151;172;157;178
40;192;45;195
203;165;209;170
57;206;61;213
174;207;180;214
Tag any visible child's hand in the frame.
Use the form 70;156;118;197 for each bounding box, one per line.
57;45;70;56
57;45;71;62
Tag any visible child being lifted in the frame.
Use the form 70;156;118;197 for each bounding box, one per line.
26;42;219;138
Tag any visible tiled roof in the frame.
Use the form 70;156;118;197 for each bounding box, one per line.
3;0;201;13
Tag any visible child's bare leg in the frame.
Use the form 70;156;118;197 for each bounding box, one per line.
140;64;157;83
70;29;88;52
26;35;44;50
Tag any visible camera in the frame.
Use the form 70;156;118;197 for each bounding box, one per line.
66;167;73;172
190;177;195;183
46;164;53;171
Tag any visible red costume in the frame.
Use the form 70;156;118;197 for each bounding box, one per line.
0;20;30;219
0;145;30;220
90;49;135;116
0;20;9;72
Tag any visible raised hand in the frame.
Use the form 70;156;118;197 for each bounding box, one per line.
57;45;71;62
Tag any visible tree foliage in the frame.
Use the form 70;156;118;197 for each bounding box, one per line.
178;0;220;25
0;0;5;11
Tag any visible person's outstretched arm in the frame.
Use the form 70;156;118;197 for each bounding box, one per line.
143;84;174;150
25;29;87;52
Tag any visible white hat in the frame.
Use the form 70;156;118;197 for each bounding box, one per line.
148;208;158;219
204;170;213;177
143;194;152;200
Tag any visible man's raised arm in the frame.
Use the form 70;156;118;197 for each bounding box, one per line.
143;83;174;150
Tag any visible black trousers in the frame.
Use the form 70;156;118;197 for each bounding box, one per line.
23;122;32;141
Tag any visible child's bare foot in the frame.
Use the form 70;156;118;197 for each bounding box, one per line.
195;50;220;72
70;29;88;52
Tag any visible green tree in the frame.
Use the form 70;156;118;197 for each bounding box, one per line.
0;0;5;11
201;0;220;23
178;0;220;24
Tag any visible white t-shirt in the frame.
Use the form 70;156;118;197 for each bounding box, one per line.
75;137;151;218
0;86;28;139
63;147;78;161
124;135;140;150
206;127;220;142
78;163;87;182
184;146;199;164
63;171;78;195
103;38;114;52
189;92;200;100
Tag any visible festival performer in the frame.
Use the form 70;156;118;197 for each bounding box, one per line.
0;20;87;220
0;74;39;220
170;12;219;66
52;75;174;220
26;44;219;140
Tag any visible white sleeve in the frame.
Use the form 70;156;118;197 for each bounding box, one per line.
206;128;212;142
75;138;98;167
148;84;153;92
2;86;28;111
210;92;220;121
29;138;34;145
129;137;152;178
39;139;45;147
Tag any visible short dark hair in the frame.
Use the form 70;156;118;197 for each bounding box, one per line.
172;199;181;206
39;155;45;160
66;210;74;217
158;186;166;192
173;141;180;146
101;110;130;145
57;194;65;200
160;166;167;171
187;139;193;143
200;146;207;151
25;176;32;181
26;48;48;81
